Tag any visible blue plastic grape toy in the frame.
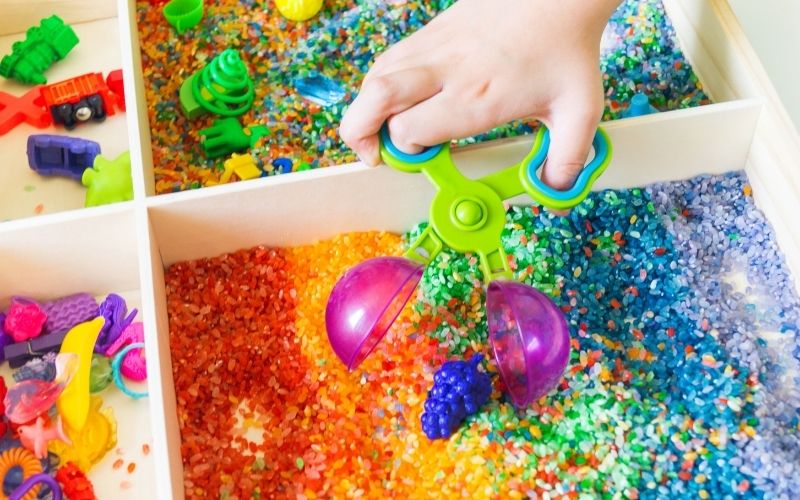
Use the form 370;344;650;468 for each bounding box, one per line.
421;354;492;440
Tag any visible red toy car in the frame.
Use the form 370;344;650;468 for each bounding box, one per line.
40;72;118;129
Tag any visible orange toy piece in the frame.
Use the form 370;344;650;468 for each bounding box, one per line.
0;447;42;500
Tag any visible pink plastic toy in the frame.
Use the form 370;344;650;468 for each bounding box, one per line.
4;353;78;424
105;322;147;381
326;257;424;370
487;281;570;407
4;302;47;342
18;415;71;459
326;259;572;408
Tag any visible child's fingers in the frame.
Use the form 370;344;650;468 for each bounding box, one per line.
540;108;600;190
539;103;602;215
385;90;506;152
339;67;443;166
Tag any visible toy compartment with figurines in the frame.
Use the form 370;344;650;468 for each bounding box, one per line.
1;0;799;498
0;6;137;222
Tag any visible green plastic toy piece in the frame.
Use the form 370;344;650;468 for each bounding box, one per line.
379;126;612;283
82;151;133;207
199;117;269;158
163;0;204;34
0;15;79;85
179;49;254;119
89;354;113;393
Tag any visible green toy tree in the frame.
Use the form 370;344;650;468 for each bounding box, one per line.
179;49;255;119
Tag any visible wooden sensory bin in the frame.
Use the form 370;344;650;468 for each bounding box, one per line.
2;0;800;497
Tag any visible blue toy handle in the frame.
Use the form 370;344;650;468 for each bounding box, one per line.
520;128;612;209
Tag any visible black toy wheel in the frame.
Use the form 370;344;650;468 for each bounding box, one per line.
51;104;76;129
87;94;107;122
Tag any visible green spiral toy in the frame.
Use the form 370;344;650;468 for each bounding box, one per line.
179;49;255;119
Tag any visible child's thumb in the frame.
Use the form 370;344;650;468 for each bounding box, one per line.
540;112;600;193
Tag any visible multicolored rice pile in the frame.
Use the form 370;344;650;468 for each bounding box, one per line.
166;172;800;499
137;0;710;193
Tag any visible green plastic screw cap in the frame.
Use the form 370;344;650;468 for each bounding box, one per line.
163;0;204;34
179;49;255;119
82;151;133;207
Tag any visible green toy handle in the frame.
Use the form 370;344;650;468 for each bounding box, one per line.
378;125;612;284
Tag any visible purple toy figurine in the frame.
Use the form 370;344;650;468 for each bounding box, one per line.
27;134;101;181
94;294;137;354
40;293;99;335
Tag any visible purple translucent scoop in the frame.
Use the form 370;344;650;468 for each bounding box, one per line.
487;281;570;408
326;257;424;370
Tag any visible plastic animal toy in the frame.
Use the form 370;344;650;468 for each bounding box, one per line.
81;151;133;207
0;15;78;85
26;135;100;181
275;0;323;22
94;293;137;354
421;355;492;440
48;396;117;471
199;118;269;158
56;317;105;432
18;416;71;459
179;48;254;119
5;353;78;424
327;125;602;407
4;301;47;343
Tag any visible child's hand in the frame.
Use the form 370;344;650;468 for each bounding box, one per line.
340;0;620;192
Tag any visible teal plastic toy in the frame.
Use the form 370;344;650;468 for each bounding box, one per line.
622;93;658;118
199;117;269;158
380;126;612;281
82;151;133;207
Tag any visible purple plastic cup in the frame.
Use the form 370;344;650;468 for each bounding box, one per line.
326;256;424;370
487;280;570;408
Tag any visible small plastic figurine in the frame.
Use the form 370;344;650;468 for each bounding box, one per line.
5;353;78;424
4;301;47;343
18;416;71;459
420;355;492;440
56;318;105;432
179;49;254;119
27;135;101;181
94;294;137;354
40;72;119;129
81;151;133;207
105;322;147;382
48;396;117;471
275;0;323;22
199;118;269;158
0;15;79;85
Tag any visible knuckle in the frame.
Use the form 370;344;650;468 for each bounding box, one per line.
387;115;417;151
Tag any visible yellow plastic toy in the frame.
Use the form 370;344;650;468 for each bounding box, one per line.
275;0;323;21
56;317;104;432
48;396;117;472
